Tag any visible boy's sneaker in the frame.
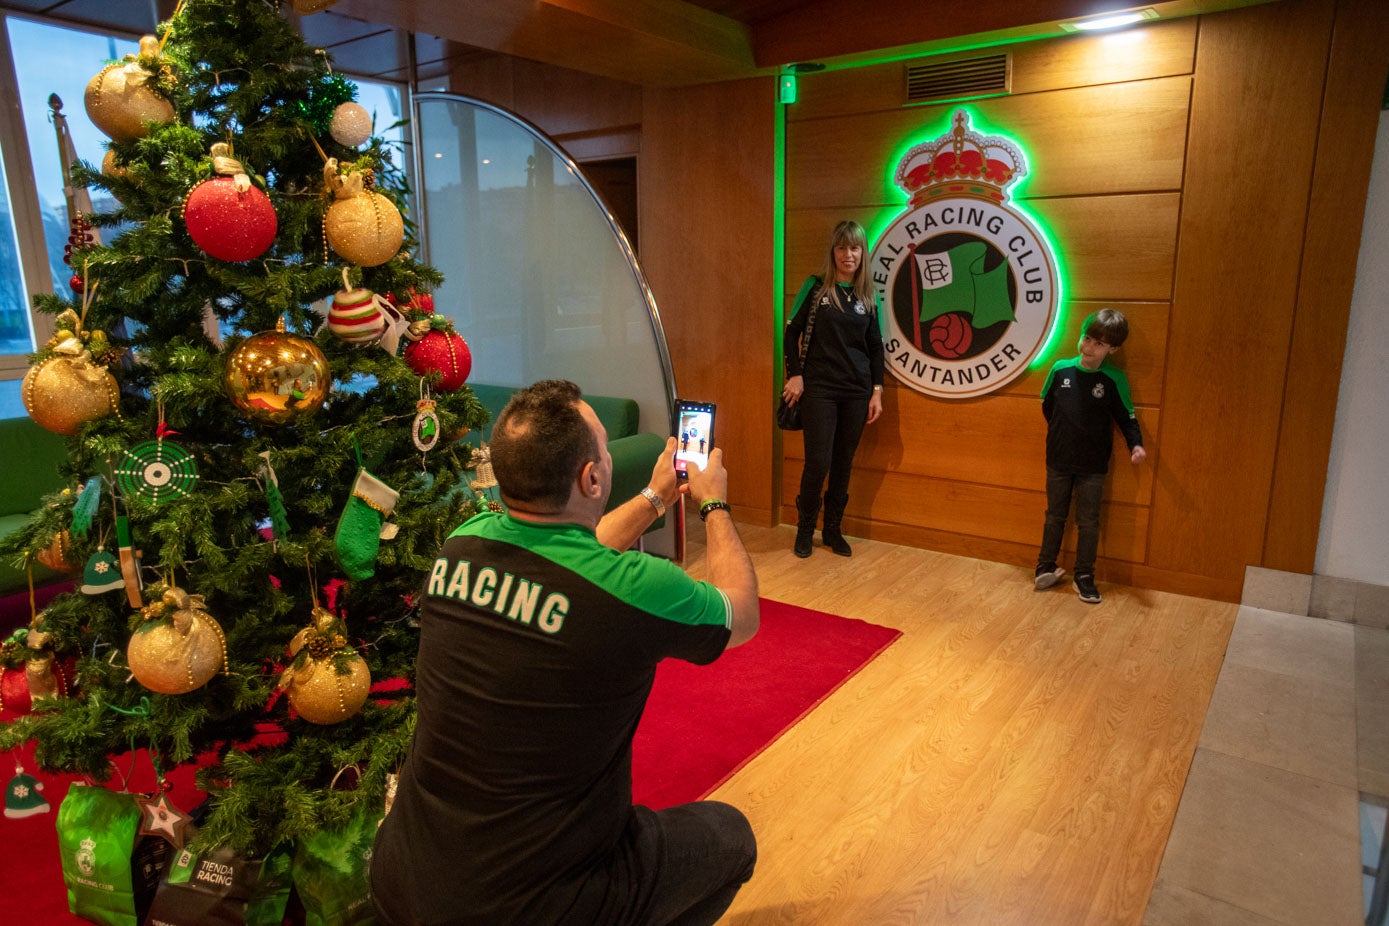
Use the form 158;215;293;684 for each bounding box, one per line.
1073;574;1102;604
1034;565;1066;590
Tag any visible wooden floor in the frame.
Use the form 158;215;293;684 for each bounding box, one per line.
680;518;1239;926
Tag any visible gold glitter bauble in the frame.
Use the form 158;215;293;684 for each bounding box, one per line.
223;322;331;425
83;39;175;143
22;355;120;435
284;650;370;724
102;150;131;200
325;191;403;267
127;598;227;695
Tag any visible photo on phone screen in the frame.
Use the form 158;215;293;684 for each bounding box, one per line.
674;400;716;477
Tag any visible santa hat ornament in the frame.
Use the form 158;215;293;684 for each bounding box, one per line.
82;551;126;595
184;143;278;263
4;767;50;819
4;766;50;819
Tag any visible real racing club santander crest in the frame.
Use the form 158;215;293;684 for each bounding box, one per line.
871;111;1058;399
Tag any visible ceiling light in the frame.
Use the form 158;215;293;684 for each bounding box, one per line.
1060;8;1158;32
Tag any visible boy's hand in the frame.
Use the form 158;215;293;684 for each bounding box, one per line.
1131;446;1147;464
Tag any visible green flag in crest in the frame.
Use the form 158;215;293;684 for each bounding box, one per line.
915;241;1015;329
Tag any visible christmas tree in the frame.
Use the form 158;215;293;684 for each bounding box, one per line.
1;0;486;861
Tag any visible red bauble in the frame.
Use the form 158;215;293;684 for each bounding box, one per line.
184;176;278;262
0;666;31;720
929;312;972;359
405;329;472;392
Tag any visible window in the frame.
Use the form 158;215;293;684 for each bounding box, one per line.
0;17;137;417
0;12;410;419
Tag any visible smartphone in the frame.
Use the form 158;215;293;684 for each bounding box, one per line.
674;399;716;478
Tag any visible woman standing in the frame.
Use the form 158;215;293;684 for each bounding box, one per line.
781;220;884;558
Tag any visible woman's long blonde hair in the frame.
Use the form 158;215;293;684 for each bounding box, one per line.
816;220;875;311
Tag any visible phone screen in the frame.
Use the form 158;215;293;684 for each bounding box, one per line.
674;400;716;477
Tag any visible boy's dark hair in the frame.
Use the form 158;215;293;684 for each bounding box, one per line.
490;379;600;512
1084;308;1130;347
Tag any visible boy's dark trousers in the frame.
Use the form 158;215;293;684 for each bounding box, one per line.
1038;468;1106;577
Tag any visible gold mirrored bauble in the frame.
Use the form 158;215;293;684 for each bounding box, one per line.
224;325;331;425
127;611;227;695
285;651;370;724
325;191;404;267
84;63;175;143
22;355;120;435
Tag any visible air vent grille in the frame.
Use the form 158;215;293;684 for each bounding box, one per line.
904;54;1010;104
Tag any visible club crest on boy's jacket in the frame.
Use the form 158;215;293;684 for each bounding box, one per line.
870;110;1059;398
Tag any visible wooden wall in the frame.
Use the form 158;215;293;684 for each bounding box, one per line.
447;0;1388;602
781;0;1388;600
640;79;779;523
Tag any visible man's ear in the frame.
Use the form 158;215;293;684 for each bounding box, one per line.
579;461;603;500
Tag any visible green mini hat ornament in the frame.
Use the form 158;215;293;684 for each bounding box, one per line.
4;768;49;819
81;551;125;595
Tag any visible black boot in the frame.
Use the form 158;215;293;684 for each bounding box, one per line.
821;493;852;556
794;495;820;558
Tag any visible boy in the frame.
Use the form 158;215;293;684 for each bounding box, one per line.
1033;308;1146;603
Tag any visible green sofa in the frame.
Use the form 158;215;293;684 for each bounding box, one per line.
0;416;71;597
465;383;667;527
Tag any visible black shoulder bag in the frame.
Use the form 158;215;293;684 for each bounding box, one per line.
776;278;820;431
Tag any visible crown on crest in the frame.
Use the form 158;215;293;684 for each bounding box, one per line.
894;110;1027;206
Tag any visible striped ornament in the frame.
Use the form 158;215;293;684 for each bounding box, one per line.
328;287;387;345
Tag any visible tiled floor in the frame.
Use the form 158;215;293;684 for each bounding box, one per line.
1145;605;1389;925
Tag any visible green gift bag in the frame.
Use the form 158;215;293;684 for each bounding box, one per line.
56;785;171;926
293;805;379;926
144;841;293;926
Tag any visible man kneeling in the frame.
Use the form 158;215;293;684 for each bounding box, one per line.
372;379;760;925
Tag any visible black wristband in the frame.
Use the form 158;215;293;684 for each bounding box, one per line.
698;499;731;522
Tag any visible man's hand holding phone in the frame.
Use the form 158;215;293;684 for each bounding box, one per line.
683;447;728;510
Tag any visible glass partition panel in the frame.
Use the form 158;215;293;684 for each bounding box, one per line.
413;93;675;439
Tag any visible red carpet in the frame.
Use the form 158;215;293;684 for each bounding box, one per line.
632;597;901;808
1;599;898;922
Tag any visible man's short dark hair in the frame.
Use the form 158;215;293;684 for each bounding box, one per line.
1084;308;1130;348
490;380;600;512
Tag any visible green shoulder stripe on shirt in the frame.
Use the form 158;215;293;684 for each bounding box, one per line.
1100;359;1136;415
1041;357;1078;398
449;512;730;629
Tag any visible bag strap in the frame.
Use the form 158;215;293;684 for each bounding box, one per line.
794;275;819;362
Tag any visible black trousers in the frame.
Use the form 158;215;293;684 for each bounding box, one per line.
1037;467;1106;577
797;392;870;504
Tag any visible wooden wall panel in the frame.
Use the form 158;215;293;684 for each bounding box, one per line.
780;467;1150;565
777;3;1374;601
786;78;1191;209
1263;0;1389;572
784;294;1161;403
640;78;779;523
999;301;1169;402
1146;0;1335;578
782;400;1155;501
787;194;1179;306
787;19;1197;122
447;53;641;139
